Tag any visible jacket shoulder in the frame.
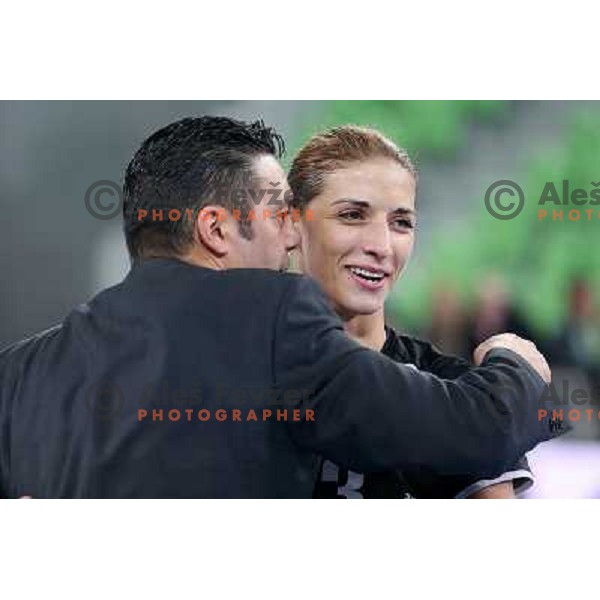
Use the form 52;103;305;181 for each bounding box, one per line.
0;325;64;371
219;268;306;293
217;269;316;313
0;325;65;432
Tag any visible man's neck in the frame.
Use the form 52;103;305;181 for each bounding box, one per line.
343;310;387;351
178;248;225;271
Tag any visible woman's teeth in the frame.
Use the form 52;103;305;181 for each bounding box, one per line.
349;267;385;282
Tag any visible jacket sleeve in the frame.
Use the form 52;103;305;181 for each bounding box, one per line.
398;454;534;498
273;276;558;478
397;334;535;497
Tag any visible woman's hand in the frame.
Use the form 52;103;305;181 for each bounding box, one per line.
474;333;551;383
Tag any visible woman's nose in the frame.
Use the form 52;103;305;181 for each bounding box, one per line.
361;222;392;260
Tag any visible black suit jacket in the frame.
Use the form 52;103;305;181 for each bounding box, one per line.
0;259;558;498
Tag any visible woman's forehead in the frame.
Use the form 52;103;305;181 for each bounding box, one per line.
320;161;416;211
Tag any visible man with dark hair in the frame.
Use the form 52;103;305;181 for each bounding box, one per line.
123;116;287;263
0;116;559;498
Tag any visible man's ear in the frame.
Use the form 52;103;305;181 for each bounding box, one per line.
194;205;230;257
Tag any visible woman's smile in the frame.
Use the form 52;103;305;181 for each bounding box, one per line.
346;264;390;291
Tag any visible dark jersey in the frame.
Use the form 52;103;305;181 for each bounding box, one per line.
313;327;534;499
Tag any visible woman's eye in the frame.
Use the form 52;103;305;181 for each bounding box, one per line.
392;218;415;230
338;210;363;221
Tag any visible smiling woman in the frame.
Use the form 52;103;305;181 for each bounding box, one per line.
293;157;416;332
288;125;533;499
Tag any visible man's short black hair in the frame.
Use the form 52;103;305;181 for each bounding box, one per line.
123;116;285;261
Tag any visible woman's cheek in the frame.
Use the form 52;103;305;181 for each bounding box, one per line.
391;246;412;283
398;236;415;267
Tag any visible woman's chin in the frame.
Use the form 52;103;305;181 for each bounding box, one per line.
336;296;386;319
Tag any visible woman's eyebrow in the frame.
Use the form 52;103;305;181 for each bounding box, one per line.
331;199;415;216
331;198;371;208
389;207;416;216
